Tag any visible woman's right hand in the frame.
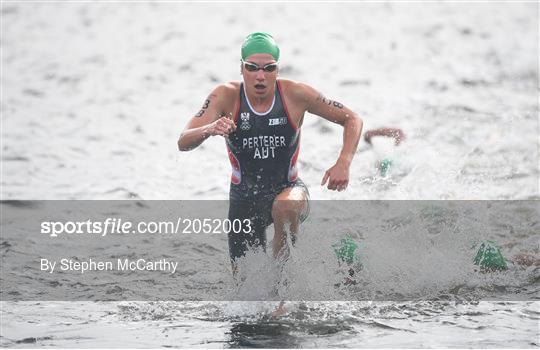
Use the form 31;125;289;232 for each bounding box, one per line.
207;116;237;136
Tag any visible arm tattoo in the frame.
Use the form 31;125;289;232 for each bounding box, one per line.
195;98;210;117
316;94;344;109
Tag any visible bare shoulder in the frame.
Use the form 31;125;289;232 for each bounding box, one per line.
203;81;240;110
222;81;241;91
213;81;241;98
278;79;316;95
278;79;318;107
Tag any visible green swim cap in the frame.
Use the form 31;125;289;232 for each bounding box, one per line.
333;236;359;265
241;32;280;61
379;158;394;176
473;240;508;271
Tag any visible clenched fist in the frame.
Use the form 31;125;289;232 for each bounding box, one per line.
207;116;237;136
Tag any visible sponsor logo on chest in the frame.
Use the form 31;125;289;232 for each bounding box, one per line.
269;117;288;126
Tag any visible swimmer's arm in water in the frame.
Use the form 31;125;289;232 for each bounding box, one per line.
296;83;363;191
177;84;237;151
364;127;406;146
511;251;540;267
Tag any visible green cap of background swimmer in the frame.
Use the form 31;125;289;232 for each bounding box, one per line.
241;32;280;61
473;240;508;271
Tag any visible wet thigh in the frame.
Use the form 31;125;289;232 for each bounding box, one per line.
271;185;310;223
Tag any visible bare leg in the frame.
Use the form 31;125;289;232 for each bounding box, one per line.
270;186;308;315
271;186;309;260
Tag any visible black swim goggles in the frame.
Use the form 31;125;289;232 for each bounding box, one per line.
242;60;279;73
